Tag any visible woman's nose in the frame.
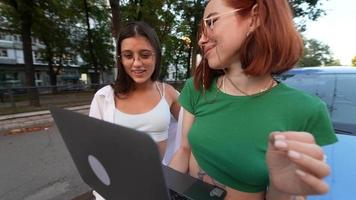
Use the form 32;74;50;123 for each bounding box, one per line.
132;56;143;67
198;33;208;47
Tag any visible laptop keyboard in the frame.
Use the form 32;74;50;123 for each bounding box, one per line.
169;189;190;200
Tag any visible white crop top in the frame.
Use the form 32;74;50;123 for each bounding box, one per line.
113;83;171;142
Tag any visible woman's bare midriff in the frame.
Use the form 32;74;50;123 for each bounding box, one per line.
189;154;265;200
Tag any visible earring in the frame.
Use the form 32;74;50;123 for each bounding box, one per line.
246;30;252;37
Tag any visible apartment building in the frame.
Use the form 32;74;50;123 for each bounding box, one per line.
0;32;114;89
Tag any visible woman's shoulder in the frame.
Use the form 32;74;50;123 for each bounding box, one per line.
184;78;194;86
164;82;179;93
159;82;179;100
94;85;114;97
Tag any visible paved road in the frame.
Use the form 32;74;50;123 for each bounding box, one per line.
0;127;90;200
0;105;179;199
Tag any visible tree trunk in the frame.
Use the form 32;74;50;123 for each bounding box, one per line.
46;47;57;93
109;0;121;39
109;0;121;81
190;0;203;74
83;0;99;85
19;0;40;106
135;0;143;20
186;46;192;79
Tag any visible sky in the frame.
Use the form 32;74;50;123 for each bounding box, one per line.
303;0;356;65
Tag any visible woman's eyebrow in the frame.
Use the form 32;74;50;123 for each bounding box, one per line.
205;12;218;19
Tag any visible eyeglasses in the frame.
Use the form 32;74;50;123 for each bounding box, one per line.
202;8;243;36
118;50;155;64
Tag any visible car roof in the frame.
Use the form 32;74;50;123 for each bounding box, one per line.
286;66;356;74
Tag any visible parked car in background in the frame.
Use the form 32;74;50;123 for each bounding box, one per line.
279;66;356;200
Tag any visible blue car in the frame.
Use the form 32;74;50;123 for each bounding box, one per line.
279;66;356;199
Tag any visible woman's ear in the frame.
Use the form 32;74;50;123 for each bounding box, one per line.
247;4;260;36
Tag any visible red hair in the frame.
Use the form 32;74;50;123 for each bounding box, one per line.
194;0;303;90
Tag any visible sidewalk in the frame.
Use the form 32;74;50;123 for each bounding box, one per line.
0;105;90;134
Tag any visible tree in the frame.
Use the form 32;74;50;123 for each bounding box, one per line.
116;0;185;80
72;0;114;85
298;38;339;67
31;0;75;93
105;0;328;80
108;0;121;39
352;55;356;67
83;0;99;85
1;0;40;106
172;0;207;78
289;0;327;31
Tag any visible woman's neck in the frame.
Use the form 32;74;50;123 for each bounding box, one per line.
223;63;274;96
133;80;155;92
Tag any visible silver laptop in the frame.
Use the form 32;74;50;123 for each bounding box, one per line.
50;106;226;200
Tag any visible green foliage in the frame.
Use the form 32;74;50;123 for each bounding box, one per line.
298;38;339;67
0;0;114;85
0;0;42;106
73;0;114;72
154;0;326;78
114;0;202;79
289;0;327;31
1;0;330;83
352;55;356;67
351;56;356;66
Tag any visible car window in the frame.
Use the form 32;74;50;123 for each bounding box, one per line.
280;71;356;135
332;74;356;126
281;74;318;94
280;73;335;111
313;74;335;111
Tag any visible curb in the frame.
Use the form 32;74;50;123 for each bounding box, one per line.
0;105;90;121
0;105;91;134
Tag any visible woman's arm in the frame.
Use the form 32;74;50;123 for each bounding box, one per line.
171;100;181;121
165;83;181;120
169;109;195;173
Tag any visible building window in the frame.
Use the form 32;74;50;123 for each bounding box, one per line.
34;51;44;63
0;33;7;40
13;35;21;41
0;49;8;57
31;37;39;44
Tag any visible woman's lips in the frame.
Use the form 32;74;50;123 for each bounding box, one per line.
131;69;146;76
204;46;214;55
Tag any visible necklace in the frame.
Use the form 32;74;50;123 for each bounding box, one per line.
202;76;223;103
224;75;275;96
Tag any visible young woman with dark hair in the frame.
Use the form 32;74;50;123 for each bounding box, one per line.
89;21;181;200
90;21;180;156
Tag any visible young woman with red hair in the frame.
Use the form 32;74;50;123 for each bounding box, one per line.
170;0;337;199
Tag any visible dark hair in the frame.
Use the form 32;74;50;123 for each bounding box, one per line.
194;0;303;90
112;21;162;95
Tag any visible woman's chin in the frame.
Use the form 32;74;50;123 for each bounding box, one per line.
130;76;151;84
207;60;224;70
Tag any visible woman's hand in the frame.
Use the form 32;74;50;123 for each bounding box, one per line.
266;131;330;196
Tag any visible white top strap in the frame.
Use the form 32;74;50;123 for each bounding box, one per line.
162;82;166;97
155;82;164;97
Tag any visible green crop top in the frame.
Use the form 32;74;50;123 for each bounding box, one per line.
179;78;337;192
